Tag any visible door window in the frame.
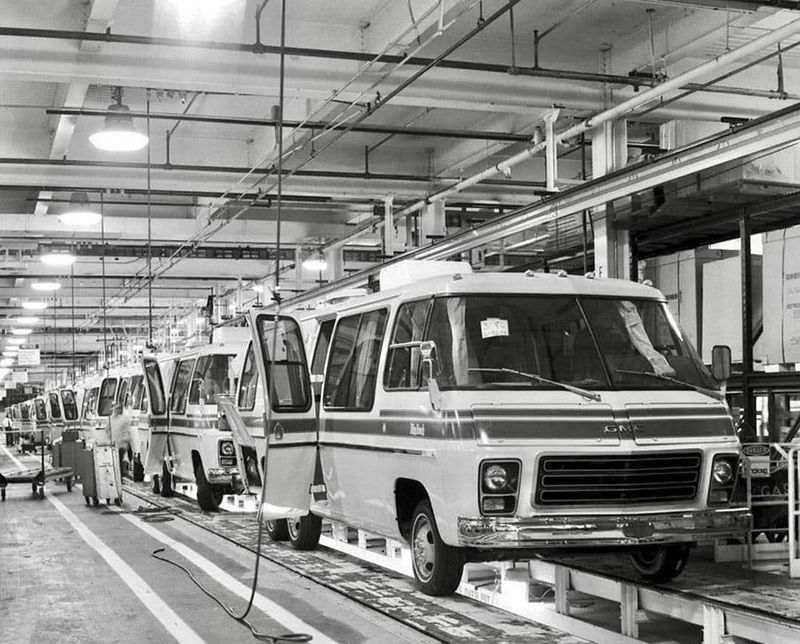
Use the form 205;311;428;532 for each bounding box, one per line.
255;316;311;411
238;343;258;410
144;361;165;414
189;354;234;405
170;359;195;414
324;309;388;411
384;299;432;389
34;399;47;421
61;390;78;421
98;378;118;416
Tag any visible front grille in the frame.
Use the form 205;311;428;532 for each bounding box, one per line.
535;452;701;506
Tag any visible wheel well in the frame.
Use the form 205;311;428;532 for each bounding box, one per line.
191;451;202;470
395;479;428;541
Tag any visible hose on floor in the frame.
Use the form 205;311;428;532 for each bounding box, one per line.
151;546;311;643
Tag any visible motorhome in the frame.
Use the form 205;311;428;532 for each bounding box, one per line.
141;330;250;511
77;374;118;442
254;262;750;596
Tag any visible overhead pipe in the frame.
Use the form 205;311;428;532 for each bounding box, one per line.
326;15;800;250
1;26;793;100
0;156;544;188
46;108;536;143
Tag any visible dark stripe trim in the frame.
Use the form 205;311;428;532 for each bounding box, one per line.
319;441;430;456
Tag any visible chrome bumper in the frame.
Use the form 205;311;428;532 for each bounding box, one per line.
206;467;238;484
458;507;752;548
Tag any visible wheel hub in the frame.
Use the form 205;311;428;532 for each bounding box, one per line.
413;517;435;580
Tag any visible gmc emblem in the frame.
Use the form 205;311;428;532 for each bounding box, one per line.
604;424;640;434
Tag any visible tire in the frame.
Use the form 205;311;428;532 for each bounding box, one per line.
152;474;161;495
1;488;5;501
410;500;465;596
160;463;173;498
265;519;290;541
66;478;72;493
630;544;691;582
114;497;122;506
92;497;99;507
194;461;223;512
84;496;89;505
287;514;322;550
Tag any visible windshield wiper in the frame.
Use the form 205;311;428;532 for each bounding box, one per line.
615;369;723;401
468;367;601;402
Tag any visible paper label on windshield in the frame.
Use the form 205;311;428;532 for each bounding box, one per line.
481;318;509;338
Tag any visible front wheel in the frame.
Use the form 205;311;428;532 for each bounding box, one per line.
287;514;322;550
265;519;290;541
194;461;223;512
410;500;465;596
630;544;691;582
160;462;173;498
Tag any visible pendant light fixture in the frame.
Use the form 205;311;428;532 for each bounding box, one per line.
40;250;76;266
58;192;101;226
31;281;61;291
90;86;149;152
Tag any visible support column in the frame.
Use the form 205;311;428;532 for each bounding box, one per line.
294;246;303;293
420;200;446;246
592;119;629;279
740;212;756;441
324;247;344;283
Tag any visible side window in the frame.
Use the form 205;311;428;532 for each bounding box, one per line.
61;390;77;421
170;359;195;414
256;317;311;411
98;378;118;416
49;393;62;419
384;299;432;389
238;343;258;410
34;399;47;421
323;309;388;411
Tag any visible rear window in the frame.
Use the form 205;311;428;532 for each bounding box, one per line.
82;387;98;419
20;405;30;420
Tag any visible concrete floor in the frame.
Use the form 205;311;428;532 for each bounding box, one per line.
0;443;439;644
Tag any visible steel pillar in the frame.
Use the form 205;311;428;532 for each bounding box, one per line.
592;120;629;279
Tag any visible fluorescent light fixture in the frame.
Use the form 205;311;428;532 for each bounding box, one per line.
2;350;17;357
14;316;39;325
40;251;76;266
58;192;101;226
0;358;14;367
90;101;148;152
302;258;327;272
251;284;264;293
10;328;32;336
7;337;26;345
31;281;61;291
22;300;48;310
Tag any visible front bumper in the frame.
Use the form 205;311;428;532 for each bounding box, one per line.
458;507;752;548
206;467;238;485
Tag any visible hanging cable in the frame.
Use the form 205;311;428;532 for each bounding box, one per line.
70;264;76;383
100;191;108;370
151;3;308;640
147;91;154;348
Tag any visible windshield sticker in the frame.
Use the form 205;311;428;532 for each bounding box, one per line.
480;318;509;339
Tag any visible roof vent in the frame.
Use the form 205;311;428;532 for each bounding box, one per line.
640;279;654;287
524;269;536;277
556;269;568;277
584;271;595;279
379;260;472;290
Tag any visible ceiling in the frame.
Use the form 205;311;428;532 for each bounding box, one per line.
2;0;800;385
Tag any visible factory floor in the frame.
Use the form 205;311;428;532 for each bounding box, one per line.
0;443;436;644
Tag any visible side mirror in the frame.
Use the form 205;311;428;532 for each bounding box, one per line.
711;345;731;381
420;340;442;412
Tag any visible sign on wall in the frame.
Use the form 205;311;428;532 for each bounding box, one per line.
17;345;40;367
11;368;28;384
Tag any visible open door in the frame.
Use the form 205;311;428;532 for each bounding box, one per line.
141;356;169;477
247;310;317;520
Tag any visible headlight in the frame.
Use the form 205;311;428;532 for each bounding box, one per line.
219;441;235;457
483;464;508;492
712;459;733;485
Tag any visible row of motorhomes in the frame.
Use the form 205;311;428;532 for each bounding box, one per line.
5;261;752;595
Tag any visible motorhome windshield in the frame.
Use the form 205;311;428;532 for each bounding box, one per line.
426;295;715;391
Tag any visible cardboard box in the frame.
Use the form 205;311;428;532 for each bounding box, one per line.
763;226;800;364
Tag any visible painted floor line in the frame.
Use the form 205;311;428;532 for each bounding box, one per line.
116;508;337;644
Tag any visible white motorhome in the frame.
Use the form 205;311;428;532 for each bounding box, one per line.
257;262;750;595
142;330;253;511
